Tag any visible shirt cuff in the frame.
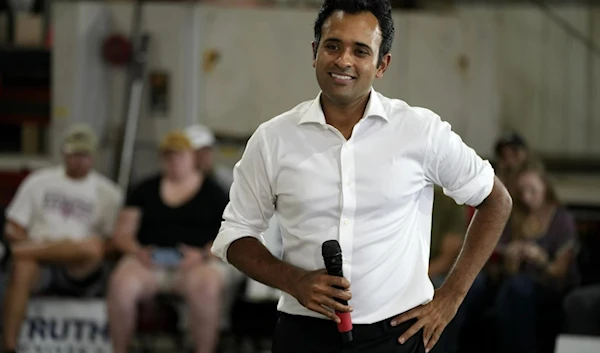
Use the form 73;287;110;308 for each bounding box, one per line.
211;226;265;264
444;161;495;207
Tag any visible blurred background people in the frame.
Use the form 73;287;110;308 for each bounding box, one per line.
494;159;579;353
494;132;529;188
1;124;122;353
429;186;467;287
107;131;229;353
184;123;247;330
185;124;234;192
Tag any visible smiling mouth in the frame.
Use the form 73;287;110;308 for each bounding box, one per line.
329;73;354;81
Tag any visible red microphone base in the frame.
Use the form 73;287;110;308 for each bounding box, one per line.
336;312;353;342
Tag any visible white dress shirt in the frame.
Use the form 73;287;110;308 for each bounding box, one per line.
212;88;495;324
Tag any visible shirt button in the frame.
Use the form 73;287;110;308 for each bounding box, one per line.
346;180;352;186
343;219;349;225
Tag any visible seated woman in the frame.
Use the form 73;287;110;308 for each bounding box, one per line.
494;159;579;353
107;131;229;353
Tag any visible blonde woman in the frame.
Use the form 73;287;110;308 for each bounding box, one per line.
495;159;579;353
107;131;229;353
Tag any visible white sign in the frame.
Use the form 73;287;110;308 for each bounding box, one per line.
555;334;600;353
18;298;112;353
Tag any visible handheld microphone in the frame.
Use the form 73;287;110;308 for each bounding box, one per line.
322;240;353;343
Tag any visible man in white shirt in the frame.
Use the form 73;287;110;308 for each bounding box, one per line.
211;1;512;352
2;124;123;353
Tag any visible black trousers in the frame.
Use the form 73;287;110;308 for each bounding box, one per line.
272;312;426;353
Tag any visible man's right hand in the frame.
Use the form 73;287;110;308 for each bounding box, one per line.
134;246;154;268
288;269;352;323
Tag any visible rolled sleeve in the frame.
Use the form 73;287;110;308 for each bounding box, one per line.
424;112;495;207
211;126;276;263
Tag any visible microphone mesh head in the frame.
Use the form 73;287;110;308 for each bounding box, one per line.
322;240;342;258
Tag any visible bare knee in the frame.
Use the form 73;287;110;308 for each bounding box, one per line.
180;266;224;302
9;259;40;290
108;258;151;306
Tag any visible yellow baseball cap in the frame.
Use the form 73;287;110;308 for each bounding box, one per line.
159;131;194;152
62;124;98;154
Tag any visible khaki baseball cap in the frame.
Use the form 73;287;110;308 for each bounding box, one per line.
62;124;98;154
159;131;194;152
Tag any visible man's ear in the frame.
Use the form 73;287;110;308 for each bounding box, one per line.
312;41;317;68
375;53;392;79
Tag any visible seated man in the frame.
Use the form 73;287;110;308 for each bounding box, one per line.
107;131;229;353
493;131;529;188
1;124;123;353
184;124;234;192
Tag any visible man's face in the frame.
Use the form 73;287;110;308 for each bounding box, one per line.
63;152;93;179
313;11;391;106
195;147;214;173
499;146;528;170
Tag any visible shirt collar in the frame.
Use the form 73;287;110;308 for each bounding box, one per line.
298;87;389;125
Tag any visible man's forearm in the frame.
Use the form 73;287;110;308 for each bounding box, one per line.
442;178;512;298
227;237;305;295
12;237;104;264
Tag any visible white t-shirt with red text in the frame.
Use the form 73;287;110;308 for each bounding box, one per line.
6;166;123;242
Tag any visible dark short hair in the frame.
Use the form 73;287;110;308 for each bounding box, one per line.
313;0;395;66
494;131;528;158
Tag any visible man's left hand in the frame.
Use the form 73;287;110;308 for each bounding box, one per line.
391;286;462;352
179;245;206;271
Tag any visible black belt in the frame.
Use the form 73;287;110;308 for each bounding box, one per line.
278;312;417;343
